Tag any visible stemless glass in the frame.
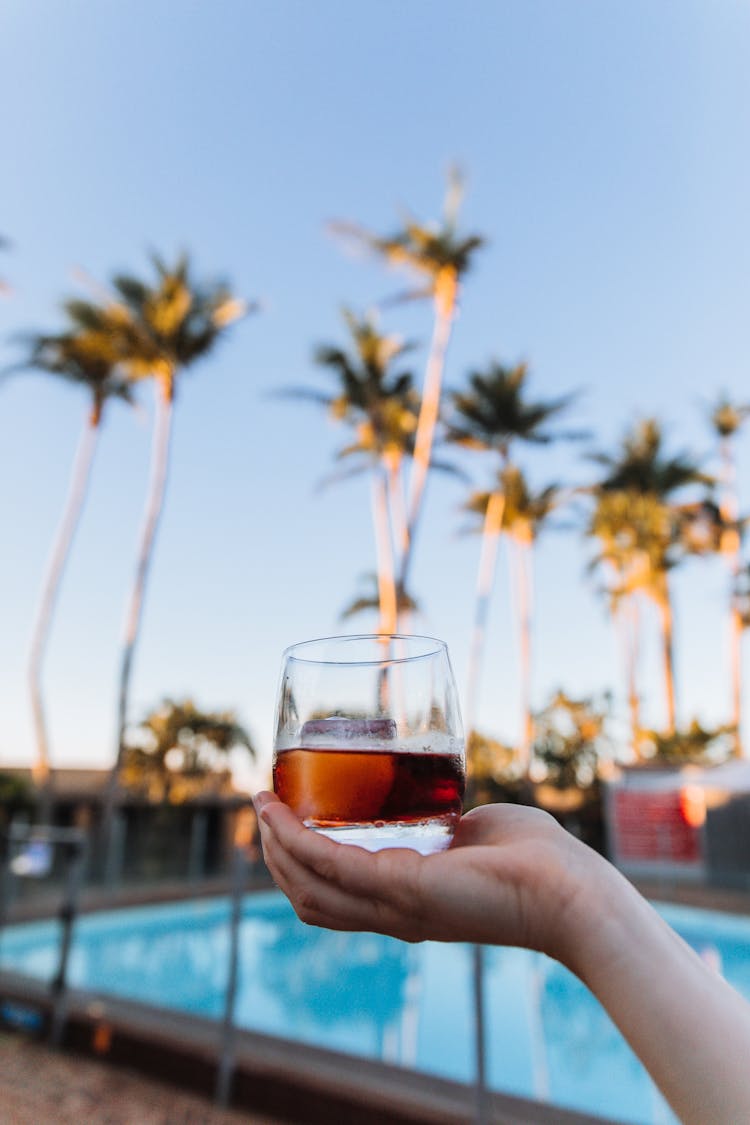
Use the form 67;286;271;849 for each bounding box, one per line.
272;634;465;855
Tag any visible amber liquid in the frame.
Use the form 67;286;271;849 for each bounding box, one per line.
273;747;465;828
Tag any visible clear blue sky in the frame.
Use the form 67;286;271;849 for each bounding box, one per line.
1;1;749;788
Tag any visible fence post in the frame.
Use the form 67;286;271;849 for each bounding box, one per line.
472;942;489;1125
103;810;125;888
49;831;87;1047
215;844;245;1108
188;810;208;883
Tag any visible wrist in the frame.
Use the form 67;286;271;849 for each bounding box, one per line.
540;837;644;980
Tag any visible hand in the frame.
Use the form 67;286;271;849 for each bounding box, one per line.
257;792;750;1125
254;792;594;960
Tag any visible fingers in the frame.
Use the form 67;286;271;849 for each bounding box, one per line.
254;792;429;941
257;792;423;903
264;835;380;933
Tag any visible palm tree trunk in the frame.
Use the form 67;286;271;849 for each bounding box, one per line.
658;579;677;735
720;437;743;757
517;540;534;773
104;383;175;823
28;406;101;794
399;269;457;591
625;595;642;757
608;562;643;760
372;467;398;634
386;457;409;589
731;602;744;757
464;490;505;740
613;592;642;759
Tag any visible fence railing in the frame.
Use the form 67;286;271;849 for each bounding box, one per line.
0;828;491;1123
0;824;87;1046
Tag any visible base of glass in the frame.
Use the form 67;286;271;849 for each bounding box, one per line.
306;819;456;855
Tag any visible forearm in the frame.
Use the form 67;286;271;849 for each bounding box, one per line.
557;855;750;1125
256;791;750;1124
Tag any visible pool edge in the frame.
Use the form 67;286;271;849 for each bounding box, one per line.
0;968;621;1125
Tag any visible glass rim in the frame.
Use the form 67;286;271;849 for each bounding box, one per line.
281;632;448;667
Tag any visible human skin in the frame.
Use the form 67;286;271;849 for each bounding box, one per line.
254;793;750;1125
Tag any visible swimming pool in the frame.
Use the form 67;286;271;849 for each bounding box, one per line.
2;892;749;1124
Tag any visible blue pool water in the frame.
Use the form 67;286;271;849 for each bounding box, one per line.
2;893;750;1124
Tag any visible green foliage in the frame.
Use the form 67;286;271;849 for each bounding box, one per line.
330;167;484;292
462;463;565;545
282;308;420;470
588;419;715;607
110;254;249;389
339;572;419;621
9;320;133;415
53;255;250;400
588;489;679;605
467;728;517;781
0;770;34;805
0;771;34;829
465;730;534;808
639;719;735;765
678;499;746;558
532;690;611;789
120;698;255;803
447;361;582;459
591;417;712;497
708;394;750;440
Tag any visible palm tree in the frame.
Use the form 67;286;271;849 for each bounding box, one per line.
447;360;581;740
10;315;132;789
120;698;255;804
463;465;564;770
532;689;610;790
281;308;420;633
589;418;711;737
591;417;710;497
331;169;484;588
708;395;750;755
97;254;251;813
639;718;734;766
588;489;676;754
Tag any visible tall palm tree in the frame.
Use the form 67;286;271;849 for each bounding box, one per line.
590;418;710;737
96;254;250;813
463;465;564;770
447;361;581;739
708;395;750;755
331;169;484;588
281;308;420;633
11;316;132;788
588;489;676;754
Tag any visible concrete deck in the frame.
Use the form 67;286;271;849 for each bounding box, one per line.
0;1030;274;1124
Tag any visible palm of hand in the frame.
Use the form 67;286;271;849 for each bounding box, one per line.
257;796;584;958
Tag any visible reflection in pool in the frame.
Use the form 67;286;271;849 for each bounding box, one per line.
3;893;749;1124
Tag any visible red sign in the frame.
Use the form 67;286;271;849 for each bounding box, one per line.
613;789;703;864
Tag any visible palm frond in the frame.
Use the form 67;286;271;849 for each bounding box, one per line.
708;393;750;439
329;170;485;285
339;572;420;621
315;461;369;491
268;385;334;406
